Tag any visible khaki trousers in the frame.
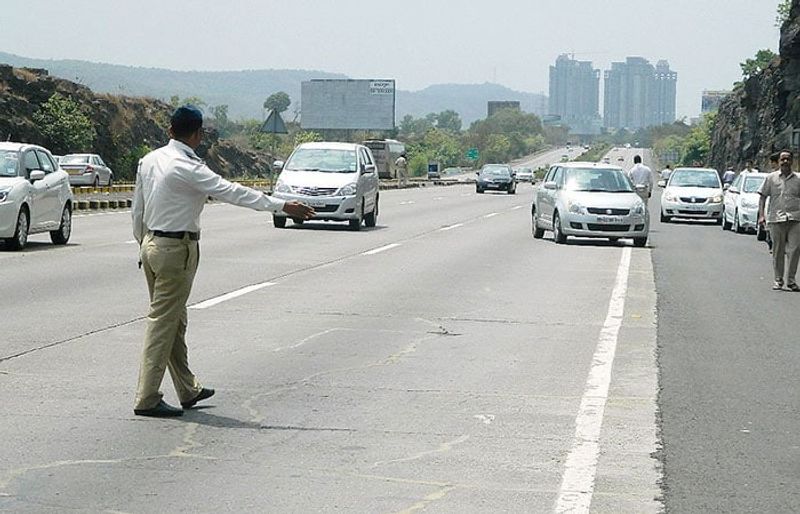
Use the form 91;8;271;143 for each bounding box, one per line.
134;232;202;410
769;220;800;285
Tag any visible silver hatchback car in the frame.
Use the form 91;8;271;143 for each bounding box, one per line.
532;162;649;246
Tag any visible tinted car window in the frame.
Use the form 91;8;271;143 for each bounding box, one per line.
35;150;55;173
670;170;720;188
563;167;633;192
0;150;20;177
23;151;41;172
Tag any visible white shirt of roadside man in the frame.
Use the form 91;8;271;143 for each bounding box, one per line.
628;163;653;191
132;139;285;243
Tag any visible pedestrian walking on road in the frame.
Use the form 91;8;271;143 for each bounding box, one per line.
758;150;800;291
395;152;408;187
627;155;653;202
131;105;314;417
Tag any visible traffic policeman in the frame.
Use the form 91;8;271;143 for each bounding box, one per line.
131;105;313;417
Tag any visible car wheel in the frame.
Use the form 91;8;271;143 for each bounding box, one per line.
633;237;648;247
476;187;484;194
364;195;378;228
92;175;100;188
532;210;545;239
608;237;620;242
722;208;732;230
50;205;72;245
349;201;364;231
734;210;744;233
6;207;29;251
292;218;304;225
107;175;113;187
553;212;567;244
273;216;287;228
660;210;671;223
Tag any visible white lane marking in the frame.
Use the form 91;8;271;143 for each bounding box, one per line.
399;200;416;205
511;205;523;210
125;240;138;244
461;193;472;197
439;223;464;232
433;197;444;201
554;246;632;513
362;243;400;256
474;414;495;425
189;282;276;310
483;213;499;218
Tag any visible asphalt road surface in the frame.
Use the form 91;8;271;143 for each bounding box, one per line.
0;147;796;513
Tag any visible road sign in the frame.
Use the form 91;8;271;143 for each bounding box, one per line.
467;148;479;161
261;110;288;134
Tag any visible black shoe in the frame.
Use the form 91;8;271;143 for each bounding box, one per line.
181;388;215;409
134;400;183;417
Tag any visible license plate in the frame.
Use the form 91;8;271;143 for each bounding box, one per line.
308;200;326;207
684;205;705;211
66;169;82;175
596;216;623;223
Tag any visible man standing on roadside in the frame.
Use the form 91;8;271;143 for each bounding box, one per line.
131;105;314;417
627;155;653;202
395;152;408;187
758;150;800;291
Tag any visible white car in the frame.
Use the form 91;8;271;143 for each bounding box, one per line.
514;167;534;182
660;167;724;224
531;161;649;246
0;142;74;250
60;153;114;187
722;172;767;233
272;142;380;231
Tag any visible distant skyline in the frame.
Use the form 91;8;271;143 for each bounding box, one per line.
0;0;781;119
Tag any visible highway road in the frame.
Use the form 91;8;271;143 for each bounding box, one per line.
0;147;796;512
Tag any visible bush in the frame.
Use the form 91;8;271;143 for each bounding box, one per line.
33;93;96;154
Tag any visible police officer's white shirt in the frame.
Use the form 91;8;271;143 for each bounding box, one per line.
628;163;653;188
132;139;285;243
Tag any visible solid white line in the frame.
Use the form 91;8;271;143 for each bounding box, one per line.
189;282;276;310
125;240;138;244
554;247;632;513
439;223;464;231
362;243;400;255
511;205;523;210
483;213;499;218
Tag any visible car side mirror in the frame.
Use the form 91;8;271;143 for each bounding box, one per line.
29;170;45;182
723;183;730;191
363;164;376;175
544;181;557;190
657;179;666;188
729;186;739;194
272;160;284;172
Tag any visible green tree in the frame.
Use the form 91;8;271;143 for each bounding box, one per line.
435;110;462;132
33;93;96;154
210;104;232;137
681;113;716;165
263;92;291;113
740;49;778;80
777;0;791;27
169;95;207;111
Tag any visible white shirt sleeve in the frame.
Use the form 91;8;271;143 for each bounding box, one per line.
182;159;286;213
131;160;145;244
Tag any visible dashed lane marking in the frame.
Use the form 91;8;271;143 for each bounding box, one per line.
483;213;499;218
361;243;401;256
189;282;276;310
438;223;464;232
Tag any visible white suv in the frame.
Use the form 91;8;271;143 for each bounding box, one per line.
272;142;380;231
0;142;74;250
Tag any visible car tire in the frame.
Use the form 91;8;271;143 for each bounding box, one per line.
476;187;484;194
609;237;620;242
553;212;567;244
633;237;647;247
660;211;671;223
6;207;29;251
349;201;364;231
364;195;378;228
107;175;113;187
722;208;732;230
734;210;744;233
532;210;545;239
92;175;100;188
50;205;72;245
273;216;287;228
292;218;304;225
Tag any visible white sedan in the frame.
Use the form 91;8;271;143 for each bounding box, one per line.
722;172;767;233
0;142;74;250
660;167;724;224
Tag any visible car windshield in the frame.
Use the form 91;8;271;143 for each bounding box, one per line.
61;155;90;164
481;166;510;176
284;148;358;173
743;175;766;193
670;170;720;188
563;167;633;192
0;150;20;177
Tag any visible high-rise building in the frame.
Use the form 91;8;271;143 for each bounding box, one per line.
548;54;601;135
603;57;677;130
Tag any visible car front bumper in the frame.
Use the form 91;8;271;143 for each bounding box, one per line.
0;201;20;238
273;192;360;221
561;211;649;238
478;181;512;190
662;199;723;218
738;207;760;229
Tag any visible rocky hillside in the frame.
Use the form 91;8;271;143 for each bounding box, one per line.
0;65;272;180
709;0;800;170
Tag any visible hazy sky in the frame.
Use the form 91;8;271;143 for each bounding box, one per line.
0;0;781;118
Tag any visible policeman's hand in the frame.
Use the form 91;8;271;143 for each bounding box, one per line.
282;200;315;220
758;214;766;226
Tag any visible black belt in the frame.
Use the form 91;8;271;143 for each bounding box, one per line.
151;230;200;241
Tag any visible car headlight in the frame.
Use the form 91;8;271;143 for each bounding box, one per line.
664;192;677;202
274;181;293;194
568;201;587;214
336;183;357;196
632;202;645;215
709;195;723;204
0;189;9;203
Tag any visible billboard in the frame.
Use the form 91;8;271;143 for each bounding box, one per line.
701;90;731;113
301;79;396;130
487;100;521;117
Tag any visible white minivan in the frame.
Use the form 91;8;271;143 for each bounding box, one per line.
272;142;380;231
